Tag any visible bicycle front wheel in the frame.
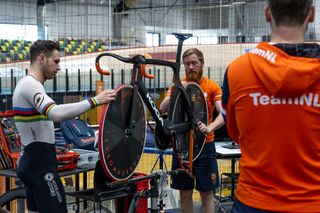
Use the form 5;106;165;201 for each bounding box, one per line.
98;84;146;181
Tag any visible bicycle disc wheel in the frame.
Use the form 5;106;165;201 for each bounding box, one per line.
98;84;146;181
170;82;208;162
0;187;26;213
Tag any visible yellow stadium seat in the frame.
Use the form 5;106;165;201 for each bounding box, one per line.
8;40;12;47
18;53;23;60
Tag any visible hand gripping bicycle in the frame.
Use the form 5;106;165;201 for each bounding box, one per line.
96;33;208;180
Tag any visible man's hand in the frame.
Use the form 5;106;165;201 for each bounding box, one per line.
95;89;117;105
197;121;212;135
181;80;188;88
197;113;225;135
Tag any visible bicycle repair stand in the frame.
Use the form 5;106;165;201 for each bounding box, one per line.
149;150;170;211
111;151;169;213
66;159;167;213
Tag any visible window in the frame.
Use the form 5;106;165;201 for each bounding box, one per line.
218;36;228;44
166;34;198;45
236;35;245;43
165;34;178;45
184;36;198;45
199;37;218;44
306;32;315;41
262;35;271;42
0;24;46;41
146;33;160;47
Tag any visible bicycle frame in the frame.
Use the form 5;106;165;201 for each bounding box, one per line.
96;33;193;138
96;33;206;174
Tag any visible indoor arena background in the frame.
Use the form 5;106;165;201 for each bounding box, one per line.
0;0;319;210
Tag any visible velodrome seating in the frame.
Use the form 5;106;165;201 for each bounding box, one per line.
0;38;111;63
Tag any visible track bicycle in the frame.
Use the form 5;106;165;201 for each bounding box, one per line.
95;33;208;181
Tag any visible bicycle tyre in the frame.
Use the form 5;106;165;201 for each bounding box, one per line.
0;187;26;213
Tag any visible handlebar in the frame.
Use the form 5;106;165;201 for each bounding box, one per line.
95;53;183;79
95;33;193;79
95;53;154;79
95;52;137;76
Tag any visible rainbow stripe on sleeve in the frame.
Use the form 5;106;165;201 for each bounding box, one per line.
42;102;57;117
88;97;98;109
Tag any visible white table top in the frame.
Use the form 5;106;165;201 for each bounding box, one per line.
215;142;241;157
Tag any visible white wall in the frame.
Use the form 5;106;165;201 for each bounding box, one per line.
0;0;318;42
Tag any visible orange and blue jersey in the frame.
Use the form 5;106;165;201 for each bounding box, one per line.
222;42;320;212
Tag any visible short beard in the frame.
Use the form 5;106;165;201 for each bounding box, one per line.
42;66;53;80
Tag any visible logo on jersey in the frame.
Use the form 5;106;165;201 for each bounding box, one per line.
249;92;320;107
33;92;45;109
44;173;54;181
250;48;277;63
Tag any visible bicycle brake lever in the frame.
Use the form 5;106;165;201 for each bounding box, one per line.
140;64;154;79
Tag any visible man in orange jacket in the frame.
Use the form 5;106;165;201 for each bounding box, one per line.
161;48;224;213
220;0;320;212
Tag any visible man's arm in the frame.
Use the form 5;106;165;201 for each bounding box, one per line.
197;100;225;134
25;81;117;123
46;90;117;122
160;81;188;114
159;96;170;113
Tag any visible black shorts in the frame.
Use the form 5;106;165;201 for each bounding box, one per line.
16;142;67;213
171;141;219;192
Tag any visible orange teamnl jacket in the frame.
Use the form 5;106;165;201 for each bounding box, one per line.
223;42;320;212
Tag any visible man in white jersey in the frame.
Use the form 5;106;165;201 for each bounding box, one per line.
13;40;116;213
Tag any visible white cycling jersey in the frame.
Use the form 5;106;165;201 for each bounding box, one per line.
13;75;98;147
